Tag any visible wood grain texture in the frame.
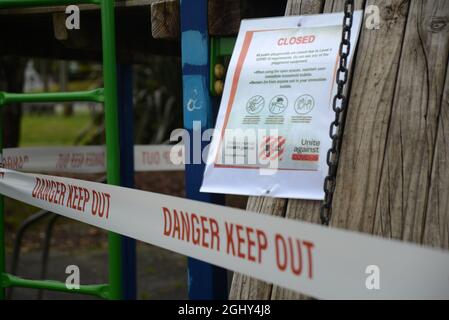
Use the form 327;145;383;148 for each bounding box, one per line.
208;0;241;36
424;61;449;249
151;0;180;39
331;0;410;233
52;12;68;41
229;0;324;300
372;0;449;245
324;0;365;13
285;0;324;14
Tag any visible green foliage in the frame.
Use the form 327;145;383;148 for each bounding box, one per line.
133;56;183;144
64;56;184;146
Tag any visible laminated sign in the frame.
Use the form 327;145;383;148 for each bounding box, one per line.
202;12;363;199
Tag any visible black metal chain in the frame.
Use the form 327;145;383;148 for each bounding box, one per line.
320;0;354;226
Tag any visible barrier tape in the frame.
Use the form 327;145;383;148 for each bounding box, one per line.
0;168;448;299
0;145;184;173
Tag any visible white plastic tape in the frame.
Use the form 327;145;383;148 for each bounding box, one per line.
1;146;106;174
0;168;448;299
134;145;185;172
1;145;184;173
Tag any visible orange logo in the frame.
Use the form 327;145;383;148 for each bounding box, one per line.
259;136;286;161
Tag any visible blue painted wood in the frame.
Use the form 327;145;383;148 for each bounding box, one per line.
181;0;228;300
117;64;137;300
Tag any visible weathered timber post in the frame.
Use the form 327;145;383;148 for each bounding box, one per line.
231;0;449;299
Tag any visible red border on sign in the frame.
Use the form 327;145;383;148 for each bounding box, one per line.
214;28;337;172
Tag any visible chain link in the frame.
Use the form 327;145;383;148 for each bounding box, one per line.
320;0;354;226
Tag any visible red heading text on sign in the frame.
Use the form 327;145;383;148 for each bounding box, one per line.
277;35;316;46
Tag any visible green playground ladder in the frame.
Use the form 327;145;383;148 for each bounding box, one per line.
0;0;123;300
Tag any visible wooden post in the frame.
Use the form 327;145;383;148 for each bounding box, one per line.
425;61;449;248
368;0;449;243
330;0;410;235
231;0;449;299
332;0;449;245
52;12;68;41
151;0;180;39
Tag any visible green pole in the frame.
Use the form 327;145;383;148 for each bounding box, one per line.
0;89;104;105
100;0;123;300
2;273;109;299
0;107;4;300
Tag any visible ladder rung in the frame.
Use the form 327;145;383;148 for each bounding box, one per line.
1;273;109;299
0;88;104;105
0;0;99;9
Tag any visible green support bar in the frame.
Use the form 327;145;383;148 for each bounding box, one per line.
0;0;124;300
1;273;109;299
0;89;104;105
100;0;123;300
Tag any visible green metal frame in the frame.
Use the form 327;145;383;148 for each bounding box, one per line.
0;0;122;300
209;37;236;96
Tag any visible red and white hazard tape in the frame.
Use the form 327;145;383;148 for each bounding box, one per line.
1;145;184;173
0;168;448;299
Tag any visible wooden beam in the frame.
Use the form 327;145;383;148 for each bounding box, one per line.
0;0;156;15
52;12;68;41
0;4;180;62
208;0;240;36
151;0;180;39
151;0;241;39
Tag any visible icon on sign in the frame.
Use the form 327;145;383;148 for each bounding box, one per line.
269;95;288;114
259;136;286;161
294;94;315;115
246;95;265;114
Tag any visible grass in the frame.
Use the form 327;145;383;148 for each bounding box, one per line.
20;113;91;147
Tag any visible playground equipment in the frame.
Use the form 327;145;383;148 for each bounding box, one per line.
1;0;448;301
7;176;106;300
0;0;240;300
0;0;239;300
0;0;125;300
